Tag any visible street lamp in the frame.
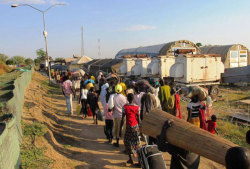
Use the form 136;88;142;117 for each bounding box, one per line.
11;3;65;83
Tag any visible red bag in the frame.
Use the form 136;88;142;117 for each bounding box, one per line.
87;108;93;116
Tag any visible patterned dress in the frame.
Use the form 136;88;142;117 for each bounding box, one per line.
123;103;141;157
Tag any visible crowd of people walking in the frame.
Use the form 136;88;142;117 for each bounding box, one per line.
56;69;222;167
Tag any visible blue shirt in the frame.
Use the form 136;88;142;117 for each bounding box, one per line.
84;79;95;85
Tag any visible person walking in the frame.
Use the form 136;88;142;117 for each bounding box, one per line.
141;87;159;145
158;79;171;112
104;94;113;143
87;87;99;124
62;76;75;116
134;86;145;109
119;81;127;97
187;95;205;128
108;84;127;147
120;93;140;165
79;84;88;118
154;81;160;97
98;75;106;95
140;87;158;120
206;115;218;134
72;76;81;101
100;82;109;110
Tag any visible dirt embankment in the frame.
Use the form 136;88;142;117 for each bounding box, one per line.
22;71;224;169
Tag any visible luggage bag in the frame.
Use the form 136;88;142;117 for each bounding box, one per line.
138;136;167;169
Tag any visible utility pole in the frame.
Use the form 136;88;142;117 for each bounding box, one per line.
81;26;85;56
11;3;65;84
98;39;101;58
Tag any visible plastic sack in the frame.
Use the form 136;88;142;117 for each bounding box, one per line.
87;108;93;116
97;110;104;121
76;104;81;116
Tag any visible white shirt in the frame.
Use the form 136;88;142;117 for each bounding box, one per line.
187;101;204;118
154;87;159;97
81;89;88;100
108;93;127;118
73;80;81;90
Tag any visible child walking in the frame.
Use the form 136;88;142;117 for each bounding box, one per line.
87;87;99;124
79;84;88;118
206;115;218;134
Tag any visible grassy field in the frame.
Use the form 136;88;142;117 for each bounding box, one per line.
179;85;250;150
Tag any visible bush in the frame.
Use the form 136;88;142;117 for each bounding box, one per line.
0;62;9;75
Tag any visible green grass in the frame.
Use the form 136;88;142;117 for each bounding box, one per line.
21;144;53;169
217;119;250;150
23;122;47;143
179;87;250;150
21;121;53;169
63;144;72;148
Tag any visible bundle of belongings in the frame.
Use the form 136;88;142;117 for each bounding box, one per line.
185;86;208;101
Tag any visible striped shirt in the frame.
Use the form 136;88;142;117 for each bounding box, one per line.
187;101;204;118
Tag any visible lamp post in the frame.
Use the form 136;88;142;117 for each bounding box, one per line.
11;4;65;83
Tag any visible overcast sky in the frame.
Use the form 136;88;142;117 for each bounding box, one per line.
1;0;250;59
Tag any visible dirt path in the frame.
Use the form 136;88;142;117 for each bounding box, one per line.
22;71;224;169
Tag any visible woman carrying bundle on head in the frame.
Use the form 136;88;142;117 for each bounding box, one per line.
187;95;207;130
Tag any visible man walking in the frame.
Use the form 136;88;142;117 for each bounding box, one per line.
108;84;127;147
62;76;75;116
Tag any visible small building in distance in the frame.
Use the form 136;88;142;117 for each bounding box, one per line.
115;40;201;58
70;55;93;69
200;44;249;68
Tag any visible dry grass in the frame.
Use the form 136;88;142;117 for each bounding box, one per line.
0;62;9;75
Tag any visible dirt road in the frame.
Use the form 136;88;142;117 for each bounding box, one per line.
22;71;224;169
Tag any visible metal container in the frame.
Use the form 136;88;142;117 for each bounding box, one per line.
147;55;175;79
119;58;137;76
131;58;152;77
200;44;249;68
170;54;224;84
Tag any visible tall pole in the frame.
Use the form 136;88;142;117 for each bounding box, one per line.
42;12;51;82
11;4;65;84
81;26;84;56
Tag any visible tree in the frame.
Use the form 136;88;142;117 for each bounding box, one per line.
55;58;64;61
35;48;46;65
34;58;40;65
6;59;15;65
12;55;25;64
196;43;202;47
25;58;34;65
0;53;8;63
36;48;46;60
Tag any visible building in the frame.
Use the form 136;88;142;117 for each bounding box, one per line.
100;59;123;74
200;45;249;68
70;55;93;69
83;59;101;72
115;40;201;58
89;59;112;76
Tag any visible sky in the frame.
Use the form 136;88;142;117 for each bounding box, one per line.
1;0;250;60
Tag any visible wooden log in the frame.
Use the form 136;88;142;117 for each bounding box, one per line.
140;109;239;166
